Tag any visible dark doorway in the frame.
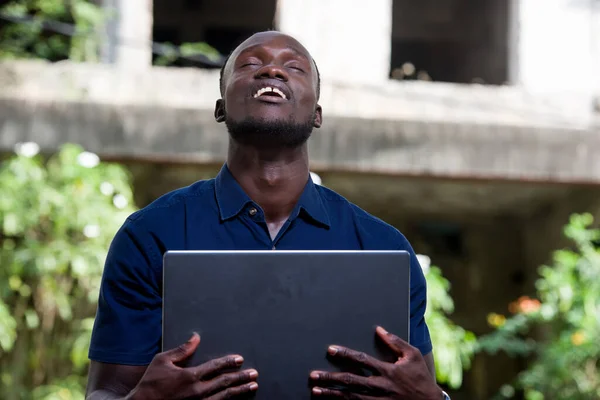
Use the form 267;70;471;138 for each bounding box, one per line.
390;0;510;84
153;0;277;68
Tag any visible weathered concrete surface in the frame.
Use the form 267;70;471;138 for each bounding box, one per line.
1;60;599;186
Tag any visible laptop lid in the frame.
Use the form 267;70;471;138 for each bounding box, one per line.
162;250;410;399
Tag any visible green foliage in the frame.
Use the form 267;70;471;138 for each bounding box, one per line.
421;257;477;389
153;41;222;67
0;0;221;66
0;143;137;399
0;0;105;62
478;213;600;400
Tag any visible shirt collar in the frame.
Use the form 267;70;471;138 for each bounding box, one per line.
214;164;330;228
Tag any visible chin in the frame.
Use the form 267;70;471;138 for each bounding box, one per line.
225;115;314;148
246;107;294;122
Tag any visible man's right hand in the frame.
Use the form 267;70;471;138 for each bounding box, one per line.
127;333;258;400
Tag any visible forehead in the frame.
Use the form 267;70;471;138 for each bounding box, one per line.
225;32;313;73
235;32;312;59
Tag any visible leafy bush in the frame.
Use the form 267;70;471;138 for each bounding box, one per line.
419;255;477;389
0;0;105;62
478;213;600;400
0;143;137;400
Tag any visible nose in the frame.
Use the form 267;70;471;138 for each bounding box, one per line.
255;63;288;82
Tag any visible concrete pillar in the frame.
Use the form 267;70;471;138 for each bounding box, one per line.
510;0;599;96
275;0;392;86
594;1;600;110
101;0;153;69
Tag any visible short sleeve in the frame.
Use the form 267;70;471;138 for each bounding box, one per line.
398;236;433;356
88;219;163;365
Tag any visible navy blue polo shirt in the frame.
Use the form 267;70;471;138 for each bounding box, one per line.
88;164;432;365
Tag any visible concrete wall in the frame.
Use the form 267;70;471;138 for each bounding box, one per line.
98;0;600;97
101;0;153;68
512;0;600;97
276;0;393;86
2;61;599;192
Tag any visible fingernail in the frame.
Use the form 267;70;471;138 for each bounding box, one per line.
310;371;320;379
188;332;198;343
235;356;244;365
249;369;258;379
327;346;338;355
377;326;388;335
313;387;323;395
249;383;258;390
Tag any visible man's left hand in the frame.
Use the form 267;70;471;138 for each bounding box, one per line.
309;326;443;399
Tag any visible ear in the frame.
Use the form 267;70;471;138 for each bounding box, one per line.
214;99;226;123
313;104;323;128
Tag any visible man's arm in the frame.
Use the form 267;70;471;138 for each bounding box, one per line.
86;220;259;400
86;362;147;399
424;352;437;381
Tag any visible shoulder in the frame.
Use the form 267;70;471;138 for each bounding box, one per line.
104;178;216;273
126;178;215;226
315;185;410;250
111;178;216;261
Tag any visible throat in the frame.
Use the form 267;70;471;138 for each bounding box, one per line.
226;148;310;236
266;220;287;241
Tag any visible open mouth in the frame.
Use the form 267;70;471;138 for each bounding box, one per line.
253;86;288;100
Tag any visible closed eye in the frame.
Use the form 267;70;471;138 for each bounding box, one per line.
238;57;262;68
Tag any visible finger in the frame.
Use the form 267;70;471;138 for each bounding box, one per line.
326;345;386;372
205;382;259;400
165;332;201;363
375;326;415;358
191;354;245;379
312;387;377;399
199;369;258;396
310;371;382;392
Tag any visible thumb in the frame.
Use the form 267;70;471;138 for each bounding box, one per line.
167;332;200;363
376;326;411;357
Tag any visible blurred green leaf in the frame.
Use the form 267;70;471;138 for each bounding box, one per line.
423;263;477;389
0;300;17;352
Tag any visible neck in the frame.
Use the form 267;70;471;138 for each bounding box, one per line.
226;140;310;224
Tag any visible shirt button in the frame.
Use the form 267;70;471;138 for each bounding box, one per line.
249;207;257;216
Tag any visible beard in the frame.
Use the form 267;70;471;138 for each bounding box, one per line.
225;114;315;149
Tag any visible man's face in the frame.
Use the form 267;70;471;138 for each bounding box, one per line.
215;32;322;148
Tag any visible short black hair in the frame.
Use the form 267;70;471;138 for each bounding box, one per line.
219;54;321;99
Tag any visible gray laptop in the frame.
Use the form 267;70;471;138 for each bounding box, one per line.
162;250;410;399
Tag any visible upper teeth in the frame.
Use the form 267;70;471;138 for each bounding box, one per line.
253;87;287;99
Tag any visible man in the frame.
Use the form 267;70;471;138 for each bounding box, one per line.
85;31;448;399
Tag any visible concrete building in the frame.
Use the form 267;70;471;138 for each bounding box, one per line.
1;0;599;398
